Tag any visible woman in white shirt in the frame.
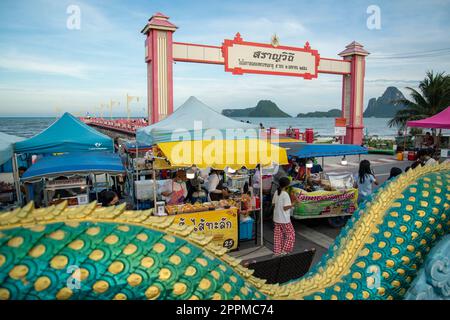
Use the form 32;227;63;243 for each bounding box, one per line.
206;169;228;201
272;176;296;255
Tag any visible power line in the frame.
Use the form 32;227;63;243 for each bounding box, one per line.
370;47;450;60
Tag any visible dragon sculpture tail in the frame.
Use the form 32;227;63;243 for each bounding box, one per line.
0;163;448;300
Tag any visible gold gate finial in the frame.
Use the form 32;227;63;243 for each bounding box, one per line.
271;34;280;47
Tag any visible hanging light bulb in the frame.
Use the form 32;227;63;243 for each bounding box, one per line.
306;160;313;168
186;168;195;180
341;156;348;166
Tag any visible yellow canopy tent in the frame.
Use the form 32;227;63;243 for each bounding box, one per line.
152;139;288;249
155;139;288;170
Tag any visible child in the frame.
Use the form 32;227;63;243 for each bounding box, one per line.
354;160;379;204
272;176;296;256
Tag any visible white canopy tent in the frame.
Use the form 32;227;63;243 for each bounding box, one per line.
136;96;259;145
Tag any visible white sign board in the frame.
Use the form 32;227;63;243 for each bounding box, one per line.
335;126;346;136
222;34;320;79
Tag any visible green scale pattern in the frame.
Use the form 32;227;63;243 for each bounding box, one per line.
0;221;266;300
0;167;448;300
301;170;449;300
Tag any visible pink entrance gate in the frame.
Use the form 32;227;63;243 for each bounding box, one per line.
141;12;369;145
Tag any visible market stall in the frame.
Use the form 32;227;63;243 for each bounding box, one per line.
280;142;367;226
407;106;450;158
12;112;114;204
135;96;288;251
132;140;288;251
21;152;125;207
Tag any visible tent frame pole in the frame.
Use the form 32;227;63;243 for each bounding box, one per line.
135;144;139;210
259;165;263;246
153;168;157;212
12;153;22;206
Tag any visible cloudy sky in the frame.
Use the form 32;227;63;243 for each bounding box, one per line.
0;0;449;117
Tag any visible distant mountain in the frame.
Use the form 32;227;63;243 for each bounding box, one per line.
297;108;341;118
364;87;407;117
222;100;291;118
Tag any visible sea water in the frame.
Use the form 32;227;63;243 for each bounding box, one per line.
0;117;398;138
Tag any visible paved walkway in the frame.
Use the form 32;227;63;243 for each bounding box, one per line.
234;154;414;267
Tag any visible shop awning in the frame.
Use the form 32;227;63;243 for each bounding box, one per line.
21;153;125;181
281;142;368;158
0;132;24;166
15;113;114;154
156;139;288;170
123;140;153;153
407;106;450;129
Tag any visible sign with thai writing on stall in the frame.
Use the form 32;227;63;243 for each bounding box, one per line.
222;33;320;79
173;208;239;251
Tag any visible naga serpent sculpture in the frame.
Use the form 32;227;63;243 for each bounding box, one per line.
0;163;448;300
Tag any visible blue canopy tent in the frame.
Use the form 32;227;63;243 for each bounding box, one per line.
123;140;153;153
280;142;368;158
21;153;125;181
14;112;114;155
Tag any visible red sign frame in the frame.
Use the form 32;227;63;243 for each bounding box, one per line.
221;33;320;79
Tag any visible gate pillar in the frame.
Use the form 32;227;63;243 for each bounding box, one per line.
339;42;369;145
141;12;177;124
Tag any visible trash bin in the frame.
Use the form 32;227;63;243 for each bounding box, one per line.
408;151;417;161
305;128;314;143
396;152;403;161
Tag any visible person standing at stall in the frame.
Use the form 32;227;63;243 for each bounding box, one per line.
252;165;261;198
205;169;229;201
354;160;378;204
272;176;296;256
162;170;188;205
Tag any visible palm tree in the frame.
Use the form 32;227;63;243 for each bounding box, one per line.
388;71;450;130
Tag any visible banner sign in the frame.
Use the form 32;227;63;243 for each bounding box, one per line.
222;33;320;79
334;117;346;136
173;208;238;250
291;189;358;217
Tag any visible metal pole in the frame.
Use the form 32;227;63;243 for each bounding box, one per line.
12;153;22;206
153;168;157;212
94;174;98;201
259;165;263;246
135;143;139;210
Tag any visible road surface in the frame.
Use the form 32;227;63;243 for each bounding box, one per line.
235;154;414;266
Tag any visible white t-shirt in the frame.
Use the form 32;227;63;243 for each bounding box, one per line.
425;157;437;166
355;174;376;197
205;173;220;192
272;190;292;224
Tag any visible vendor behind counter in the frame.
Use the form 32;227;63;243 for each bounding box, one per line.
205;169;229;201
161;170;188;205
